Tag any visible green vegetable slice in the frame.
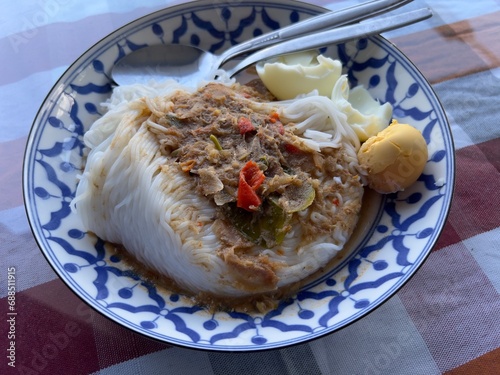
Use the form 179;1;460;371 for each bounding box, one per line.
209;134;223;150
279;181;316;213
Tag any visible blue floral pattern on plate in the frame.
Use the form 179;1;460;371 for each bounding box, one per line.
23;0;454;351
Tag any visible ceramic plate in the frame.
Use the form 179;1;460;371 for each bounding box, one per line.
23;0;454;351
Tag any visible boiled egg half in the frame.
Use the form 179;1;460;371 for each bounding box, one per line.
357;120;428;193
256;50;342;100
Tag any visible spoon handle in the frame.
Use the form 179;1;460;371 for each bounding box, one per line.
217;0;413;66
225;7;432;78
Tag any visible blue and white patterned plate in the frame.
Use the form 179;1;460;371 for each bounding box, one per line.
23;0;454;351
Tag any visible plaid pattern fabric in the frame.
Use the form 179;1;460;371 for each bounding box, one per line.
1;1;499;374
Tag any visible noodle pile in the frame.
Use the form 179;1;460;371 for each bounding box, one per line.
72;78;365;300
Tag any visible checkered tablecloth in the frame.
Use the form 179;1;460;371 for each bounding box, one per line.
1;0;499;374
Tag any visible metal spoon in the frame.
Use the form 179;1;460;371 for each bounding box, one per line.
111;0;413;86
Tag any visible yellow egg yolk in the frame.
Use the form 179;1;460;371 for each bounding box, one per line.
357;120;428;194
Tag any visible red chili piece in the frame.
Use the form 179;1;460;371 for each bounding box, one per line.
269;112;280;123
238;117;255;135
237;160;265;211
284;143;302;154
268;112;285;134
